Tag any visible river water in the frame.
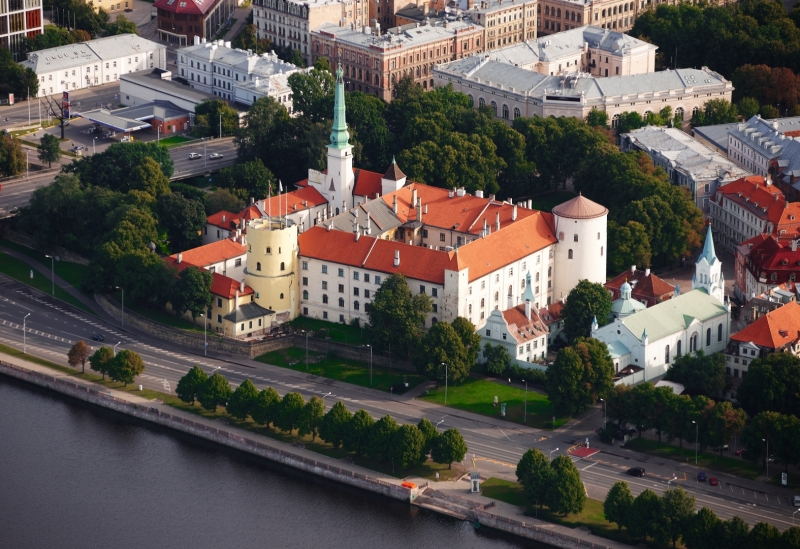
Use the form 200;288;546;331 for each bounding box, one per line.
0;377;541;549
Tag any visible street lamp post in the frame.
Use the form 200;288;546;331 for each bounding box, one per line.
549;448;559;462
435;419;445;431
667;475;678;487
45;254;55;295
200;313;207;356
23;313;30;354
114;342;121;356
367;344;372;386
794;508;799;526
600;398;607;430
157;126;160;144
763;438;769;480
522;379;528;423
93;137;96;155
25;150;28;179
692;420;698;465
115;286;124;328
442;362;448;405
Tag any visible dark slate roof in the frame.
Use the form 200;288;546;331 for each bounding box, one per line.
223;302;275;322
383;158;406;182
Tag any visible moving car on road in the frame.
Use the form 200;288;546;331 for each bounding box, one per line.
188;153;202;159
91;333;104;341
627;467;645;477
709;478;719;487
209;153;224;160
697;472;707;482
793;495;800;507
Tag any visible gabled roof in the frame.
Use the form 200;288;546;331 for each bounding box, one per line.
164;256;254;299
383;158;406;182
538;300;565;326
353;169;384;198
153;0;218;16
715;176;787;225
731;301;800;349
170;238;246;267
605;267;675;302
206;210;240;231
263;185;327;216
224;302;275;322
501;304;549;345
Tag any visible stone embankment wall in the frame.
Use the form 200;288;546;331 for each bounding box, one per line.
94;293;415;372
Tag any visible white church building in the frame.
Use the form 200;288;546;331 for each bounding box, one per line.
592;226;731;383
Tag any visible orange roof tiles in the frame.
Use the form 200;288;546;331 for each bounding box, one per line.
353;169;384;198
606;268;675;303
169;238;246;267
262;186;328;216
716;176;787;226
206;210;240;231
164;256;254;299
731;301;800;349
502;304;549;344
539;300;565;326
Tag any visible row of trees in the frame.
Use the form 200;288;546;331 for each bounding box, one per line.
515;448;586;515
0;48;39;100
45;0;136;39
731;64;800;116
66;341;146;386
175;367;469;468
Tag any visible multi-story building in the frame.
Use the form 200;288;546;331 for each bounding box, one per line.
605;265;675;307
435;59;732;124
252;0;362;67
1;0;42;61
154;0;236;47
488;25;656;78
177;38;301;107
726;115;800;177
312;19;484;98
90;0;131;14
21;34;166;97
621;126;749;214
538;0;641;36
733;235;800;302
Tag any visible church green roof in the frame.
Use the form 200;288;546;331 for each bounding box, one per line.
610;295;646;316
620;288;727;342
329;63;350;150
697;224;717;266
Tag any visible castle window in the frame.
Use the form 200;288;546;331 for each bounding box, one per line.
303;290;308;299
322;265;328;274
354;287;360;296
568;249;573;259
353;272;360;280
339;297;345;307
718;323;723;342
266;247;271;254
338;268;344;277
665;345;670;363
677;340;682;357
536;272;540;282
574;234;578;242
706;328;711;347
257;262;262;271
323;294;328;304
354;300;360;310
280;262;285;271
597;232;601;240
322;281;328;290
558;231;564;241
280;293;284;299
508;285;513;296
302;277;308;285
548;266;552;277
481;298;485;308
432;288;438;297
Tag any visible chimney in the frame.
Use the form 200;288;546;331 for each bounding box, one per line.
366;216;371;234
525;299;531;320
222;215;226;222
394;250;400;267
631;265;636;274
355;227;361;241
483;218;489;236
234;289;239;310
240;279;245;292
424;204;428;214
392;195;398;214
645;268;650;277
528;199;533;209
412;188;418;207
449;188;455;198
512;204;518;221
250;197;254;204
342;200;346;213
177;253;183;264
792;240;798;252
416;199;423;222
475;190;484;198
495;211;500;232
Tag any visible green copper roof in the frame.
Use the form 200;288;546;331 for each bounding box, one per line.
329;63;350;150
697;224;717;266
621;288;727;343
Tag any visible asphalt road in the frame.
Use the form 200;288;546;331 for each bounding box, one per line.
0;86;123;130
1;276;798;530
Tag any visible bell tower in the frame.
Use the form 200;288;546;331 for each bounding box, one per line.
322;62;355;214
693;225;724;303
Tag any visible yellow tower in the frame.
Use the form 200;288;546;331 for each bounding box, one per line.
245;218;299;322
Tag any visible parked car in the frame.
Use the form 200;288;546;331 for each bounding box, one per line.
735;448;746;456
209;153;223;160
792;495;800;507
697;472;708;482
709;478;719;487
91;333;104;341
627;467;646;477
188;152;202;159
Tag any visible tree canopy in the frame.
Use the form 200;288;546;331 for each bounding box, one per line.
368;273;431;356
562;281;612;341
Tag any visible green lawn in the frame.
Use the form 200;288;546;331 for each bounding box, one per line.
0;251;95;315
624;438;761;480
158;135;193;148
288;316;370;346
255;347;423;394
529;191;577;213
1;240;90;289
107;291;204;333
419;377;568;429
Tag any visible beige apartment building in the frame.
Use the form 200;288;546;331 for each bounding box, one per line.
538;0;644;35
312;19;484;99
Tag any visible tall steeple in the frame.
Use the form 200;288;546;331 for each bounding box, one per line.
698;224;718;266
329;63;350;150
692;224;724;303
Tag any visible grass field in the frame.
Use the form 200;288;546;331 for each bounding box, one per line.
624;438;761;479
529;191;577;213
0;251;95;315
255;347;423;393
107;291;204;333
419;377;568;429
158;135;193;148
0;240;90;289
288;316;370;346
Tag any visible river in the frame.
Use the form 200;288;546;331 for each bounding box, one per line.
0;376;541;549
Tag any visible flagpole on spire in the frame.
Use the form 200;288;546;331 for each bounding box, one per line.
268;183;272;229
278;180;283;228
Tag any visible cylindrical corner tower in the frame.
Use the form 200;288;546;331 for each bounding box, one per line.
245;218;299;322
551;194;608;302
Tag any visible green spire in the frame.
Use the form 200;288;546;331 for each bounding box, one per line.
698;224;717;265
329;62;350;150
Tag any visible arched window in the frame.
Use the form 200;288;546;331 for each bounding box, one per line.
535;272;540;282
339;297;345;307
514;107;521;119
568;249;573;259
508;285;513;296
556;8;561;16
280;293;284;299
692;106;699;117
545;5;549;14
706;327;711;346
490;101;498;116
558;231;565;241
468;94;474;107
597;232;601;240
480;298;485;308
573;234;578;242
256;262;262;271
280;262;285;271
611;114;620;128
302;290;308;299
602;8;606;16
354;300;360;310
479;97;485;108
548;266;552;277
675;107;684;120
718;323;723;342
677;339;682;357
665;345;670;364
266;247;272;254
502;104;509;119
322;294;328;304
690;333;698;352
431;317;438;325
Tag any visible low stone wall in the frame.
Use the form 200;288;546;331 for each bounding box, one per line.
94;293;415;371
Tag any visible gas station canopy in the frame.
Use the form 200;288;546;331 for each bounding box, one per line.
80;109;152;132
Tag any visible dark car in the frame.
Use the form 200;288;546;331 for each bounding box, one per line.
91;333;104;341
627;467;646;477
709;478;720;487
697;472;707;482
735;447;746;456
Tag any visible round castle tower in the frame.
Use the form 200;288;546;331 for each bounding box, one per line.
244;218;299;322
551;194;608;302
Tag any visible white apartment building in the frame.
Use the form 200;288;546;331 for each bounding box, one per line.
21;34;166;97
177;37;302;108
727;115;800;177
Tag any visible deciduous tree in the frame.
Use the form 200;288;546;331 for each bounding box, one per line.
344;409;374;457
417;417;438;458
170;266;213;322
298;395;325;441
105;14;137;35
251;387;280;427
665;350;727;398
287;65;335;122
483;342;513;375
319;400;352;449
88;346;114;380
736;352;800;417
415;321;469;387
603;481;633;530
215;158;276;202
656;487;696;547
67;340;90;373
392;424;425;468
627;489;662;540
368;414;399;462
545;346;584;417
198;372;232;411
747;522;781;549
545;455;586;515
368;273;431;356
108;349;145;386
431;428;467;469
157;192;206;252
275;391;305;434
451;316;481;368
127;157;171;199
227;379;259;421
176;365;208;405
562;280;612;341
683;507;721;549
205;188;245;216
516;448;552;509
192;99;240;138
37;133;61;168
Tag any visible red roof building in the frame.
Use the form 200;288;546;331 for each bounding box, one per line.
155;0;235;46
734;234;800;302
605;266;676;307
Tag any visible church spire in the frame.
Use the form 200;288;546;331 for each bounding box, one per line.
329;62;350;150
698;224;717;266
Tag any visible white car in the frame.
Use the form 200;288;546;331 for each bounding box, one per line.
188;152;202;159
209;153;223;160
793;495;800;507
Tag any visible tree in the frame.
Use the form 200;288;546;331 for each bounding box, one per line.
192;99;240;138
747;522;781;549
0;48;38;99
692;99;739;127
197;372;232;411
571;337;615;409
743;411;800;472
415;321;469;387
627;489;662;540
105;14;137;35
367;414;399;462
235;97;301;183
665;351;727;398
215;159;276;202
368;273;431;356
176;365;208;405
516;448;552;509
157;192;206;252
232;24;258;52
738;97;761;119
37;133;61;168
605;383;633;429
603;481;633;530
275;391;305;433
127;157;171;199
431;428;467;469
392;424;426;468
41;93;71;140
205;188;245;216
586;108;609;128
562;280;612;341
657;487;696;547
170;266;213;321
227;379;259;420
251;387;280;427
417;417;438;459
665;394;695;449
545;347;584;416
319;400;352;449
736;352;800;417
0;134;25;177
287;66;335;122
88;346;114;380
345;91;390;171
781;527;800;549
705;401;746;456
683;507;721;549
451;316;481;368
298;396;325;440
715;516;750;549
64;141;173;190
113;251;175;308
760;104;780;119
607;220;652;274
483;342;513;375
67;340;90;373
344;409;374;457
545;455;586;515
615;111;646;136
108;349;145;386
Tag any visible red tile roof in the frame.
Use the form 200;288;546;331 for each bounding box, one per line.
164;256;254;299
605;268;675;304
539;300;565;326
262;186;328;216
206;210;240;231
502;304;548;344
353;169;384;198
153;0;218;16
716;176;787;226
741;234;800;286
731;301;800;349
169;238;246;267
